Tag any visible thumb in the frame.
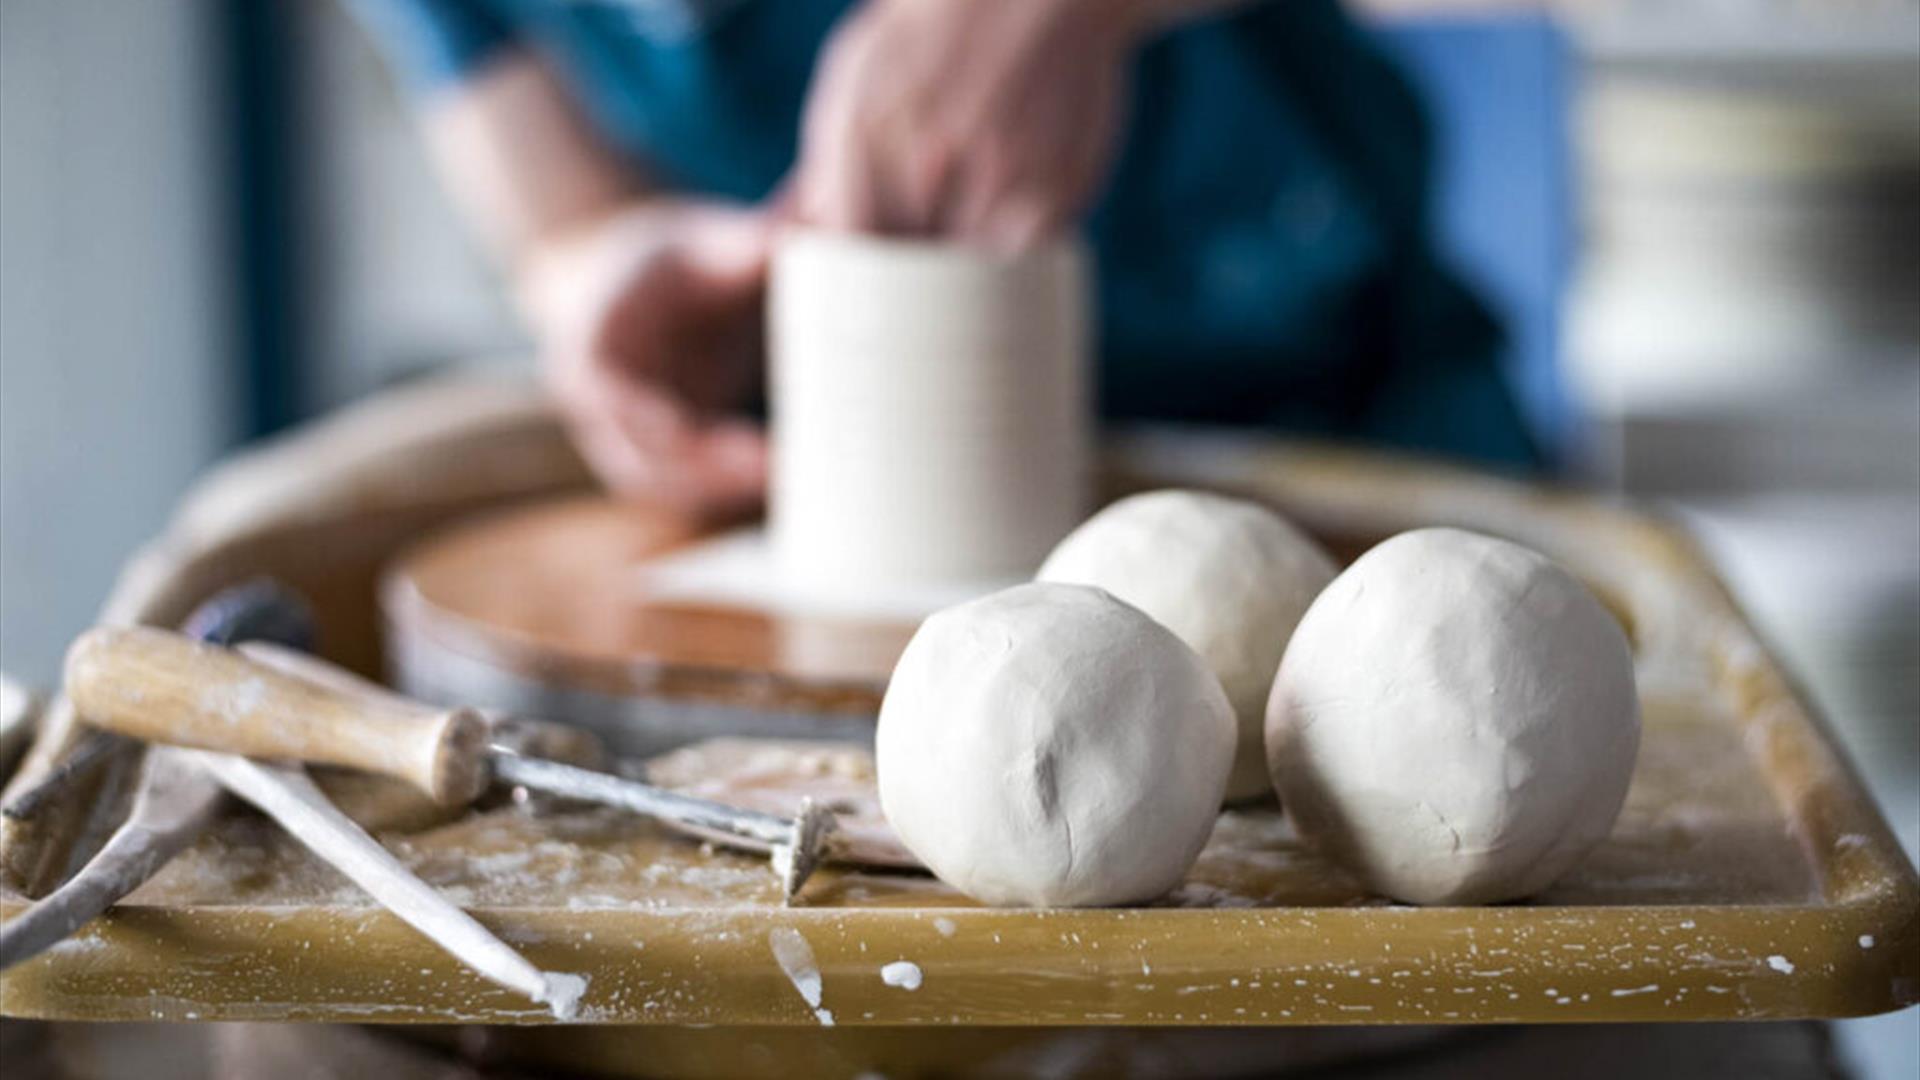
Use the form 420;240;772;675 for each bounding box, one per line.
675;209;774;292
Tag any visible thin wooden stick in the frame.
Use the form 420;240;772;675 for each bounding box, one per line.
181;750;586;1019
0;747;220;970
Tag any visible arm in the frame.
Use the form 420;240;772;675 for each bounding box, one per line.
359;29;771;512
416;51;635;267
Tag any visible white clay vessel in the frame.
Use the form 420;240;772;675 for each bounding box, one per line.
769;230;1092;598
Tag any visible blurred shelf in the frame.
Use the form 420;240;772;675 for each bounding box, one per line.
1572;4;1920;67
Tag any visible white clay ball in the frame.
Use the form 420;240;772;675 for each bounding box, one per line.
877;582;1235;906
1267;528;1639;905
1038;490;1336;800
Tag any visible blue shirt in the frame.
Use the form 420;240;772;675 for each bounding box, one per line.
349;0;1539;466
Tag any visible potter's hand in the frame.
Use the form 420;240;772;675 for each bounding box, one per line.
520;201;772;515
792;0;1152;252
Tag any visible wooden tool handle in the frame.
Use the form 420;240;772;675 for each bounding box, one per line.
236;640;444;716
64;626;487;805
237;642;607;769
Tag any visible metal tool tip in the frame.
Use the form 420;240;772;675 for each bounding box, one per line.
777;797;838;904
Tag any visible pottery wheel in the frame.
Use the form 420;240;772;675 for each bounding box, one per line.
382;496;926;758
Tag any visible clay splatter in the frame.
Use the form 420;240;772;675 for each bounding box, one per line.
881;960;923;991
769;927;834;1026
540;973;589;1020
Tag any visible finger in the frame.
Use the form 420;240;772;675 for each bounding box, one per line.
568;409;665;501
581;408;714;511
598;413;765;517
556;352;688;456
683;420;770;513
602;372;698;458
675;208;774;291
794;76;851;227
975;192;1059;256
946;146;1028;249
796;39;883;232
800;133;880;233
596;374;765;515
881;119;957;236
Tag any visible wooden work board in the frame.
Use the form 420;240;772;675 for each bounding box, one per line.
2;383;1915;1073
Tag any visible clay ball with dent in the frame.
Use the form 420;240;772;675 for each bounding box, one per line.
877;582;1235;906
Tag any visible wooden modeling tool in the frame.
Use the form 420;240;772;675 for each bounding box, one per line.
231;641;607;776
3;584;588;1018
180;748;586;1019
0;728;128;825
0;745;222;970
63;625;841;900
0;581;316;972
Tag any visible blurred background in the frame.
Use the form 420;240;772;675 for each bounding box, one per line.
1;0;1916;1073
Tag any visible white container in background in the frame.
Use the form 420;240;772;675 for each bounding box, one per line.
769;230;1093;599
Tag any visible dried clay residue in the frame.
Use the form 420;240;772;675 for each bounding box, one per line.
881;960;923;990
768;927;834;1026
539;972;589;1020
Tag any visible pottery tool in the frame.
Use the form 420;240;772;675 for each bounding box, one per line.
62;625;841;899
0;728;127;826
235;640;832;887
0;745;222;969
0;580;319;830
231;641;607;776
3;585;590;1017
180;747;586;1019
645;737;921;869
1;581;316;972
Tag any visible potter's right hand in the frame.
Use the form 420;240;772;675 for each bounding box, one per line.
518;200;773;517
792;0;1140;253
